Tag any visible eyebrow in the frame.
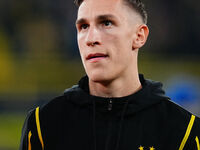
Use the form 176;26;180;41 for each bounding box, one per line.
76;14;117;25
76;18;86;25
97;14;117;21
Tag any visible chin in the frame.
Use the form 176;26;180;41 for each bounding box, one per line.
87;71;111;83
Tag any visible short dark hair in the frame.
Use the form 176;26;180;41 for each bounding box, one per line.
74;0;148;24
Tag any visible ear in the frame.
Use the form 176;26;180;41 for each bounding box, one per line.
132;24;149;50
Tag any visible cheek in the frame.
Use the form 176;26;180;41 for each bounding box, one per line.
108;36;133;67
77;35;85;56
103;33;121;50
77;34;83;47
105;28;133;47
106;33;132;55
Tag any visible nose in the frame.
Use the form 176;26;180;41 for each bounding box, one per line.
85;26;101;47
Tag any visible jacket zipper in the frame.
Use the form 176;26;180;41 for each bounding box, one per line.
108;99;113;111
106;99;113;150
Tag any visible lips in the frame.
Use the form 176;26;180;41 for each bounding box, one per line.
86;53;108;60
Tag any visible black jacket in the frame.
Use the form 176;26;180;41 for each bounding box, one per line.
19;75;200;150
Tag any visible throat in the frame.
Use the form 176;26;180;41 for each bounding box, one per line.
89;78;142;98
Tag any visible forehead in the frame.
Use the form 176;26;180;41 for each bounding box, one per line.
77;0;127;19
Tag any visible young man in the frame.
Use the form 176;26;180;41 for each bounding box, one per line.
19;0;200;150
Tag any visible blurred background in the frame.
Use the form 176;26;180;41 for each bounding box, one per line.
0;0;199;149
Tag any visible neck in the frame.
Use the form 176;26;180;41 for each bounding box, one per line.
89;73;142;98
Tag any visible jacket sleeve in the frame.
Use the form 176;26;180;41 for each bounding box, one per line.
183;115;200;150
191;116;200;150
19;108;43;150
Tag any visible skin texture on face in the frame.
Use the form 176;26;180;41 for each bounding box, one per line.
76;0;149;97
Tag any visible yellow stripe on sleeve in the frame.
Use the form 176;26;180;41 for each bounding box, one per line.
35;107;44;150
28;131;32;150
179;115;196;150
196;136;200;150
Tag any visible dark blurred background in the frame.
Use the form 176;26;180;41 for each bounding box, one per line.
0;0;199;149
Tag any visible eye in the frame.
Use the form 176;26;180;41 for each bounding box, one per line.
102;20;113;27
80;24;89;30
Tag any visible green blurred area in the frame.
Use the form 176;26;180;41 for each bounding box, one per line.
0;113;25;150
0;28;85;97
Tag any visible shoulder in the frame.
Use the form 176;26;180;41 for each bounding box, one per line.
39;85;82;115
25;85;84;132
45;85;82;106
159;98;194;119
158;98;200;132
162;100;200;148
148;98;199;131
20;85;83;125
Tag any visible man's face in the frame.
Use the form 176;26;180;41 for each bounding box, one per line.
76;0;143;83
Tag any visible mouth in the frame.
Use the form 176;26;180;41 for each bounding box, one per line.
86;53;108;62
